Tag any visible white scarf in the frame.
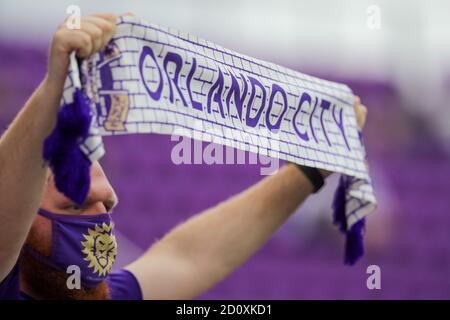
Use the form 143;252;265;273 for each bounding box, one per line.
45;16;377;264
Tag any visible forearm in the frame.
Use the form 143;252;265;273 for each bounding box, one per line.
0;75;63;277
156;163;314;295
127;96;367;300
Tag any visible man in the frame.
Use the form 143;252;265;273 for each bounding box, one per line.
0;13;368;300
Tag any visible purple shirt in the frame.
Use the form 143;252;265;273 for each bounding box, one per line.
0;262;142;300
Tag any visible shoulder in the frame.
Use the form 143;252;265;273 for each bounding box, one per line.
107;269;143;300
0;262;21;300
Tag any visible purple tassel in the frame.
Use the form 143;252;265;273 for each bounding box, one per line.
332;175;366;265
43;88;92;205
344;218;365;265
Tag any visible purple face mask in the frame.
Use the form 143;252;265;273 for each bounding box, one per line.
24;208;117;288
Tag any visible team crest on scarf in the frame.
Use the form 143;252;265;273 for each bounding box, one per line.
81;222;117;276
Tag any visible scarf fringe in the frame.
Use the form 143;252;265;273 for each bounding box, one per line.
43;88;92;205
344;218;365;265
332;175;366;265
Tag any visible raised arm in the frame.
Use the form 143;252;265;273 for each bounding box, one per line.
126;99;367;300
0;14;117;282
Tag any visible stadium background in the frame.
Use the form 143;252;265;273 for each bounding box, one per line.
1;0;449;299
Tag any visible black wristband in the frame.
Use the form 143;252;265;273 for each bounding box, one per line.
294;165;325;193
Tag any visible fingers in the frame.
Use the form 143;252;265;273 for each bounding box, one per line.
353;96;368;130
62;29;93;58
79;21;103;55
77;16;116;57
53;14;117;59
82;16;116;48
93;13;118;22
47;13;118;85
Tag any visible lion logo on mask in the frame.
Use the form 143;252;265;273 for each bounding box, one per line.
81;222;117;276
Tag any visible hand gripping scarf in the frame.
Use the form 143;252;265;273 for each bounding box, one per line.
43;15;377;264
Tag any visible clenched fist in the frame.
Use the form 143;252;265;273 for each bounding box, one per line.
47;13;117;86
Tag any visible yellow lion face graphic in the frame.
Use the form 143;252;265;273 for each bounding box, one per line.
81;222;117;276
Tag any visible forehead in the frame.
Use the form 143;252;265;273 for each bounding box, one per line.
43;161;114;208
46;161;104;180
